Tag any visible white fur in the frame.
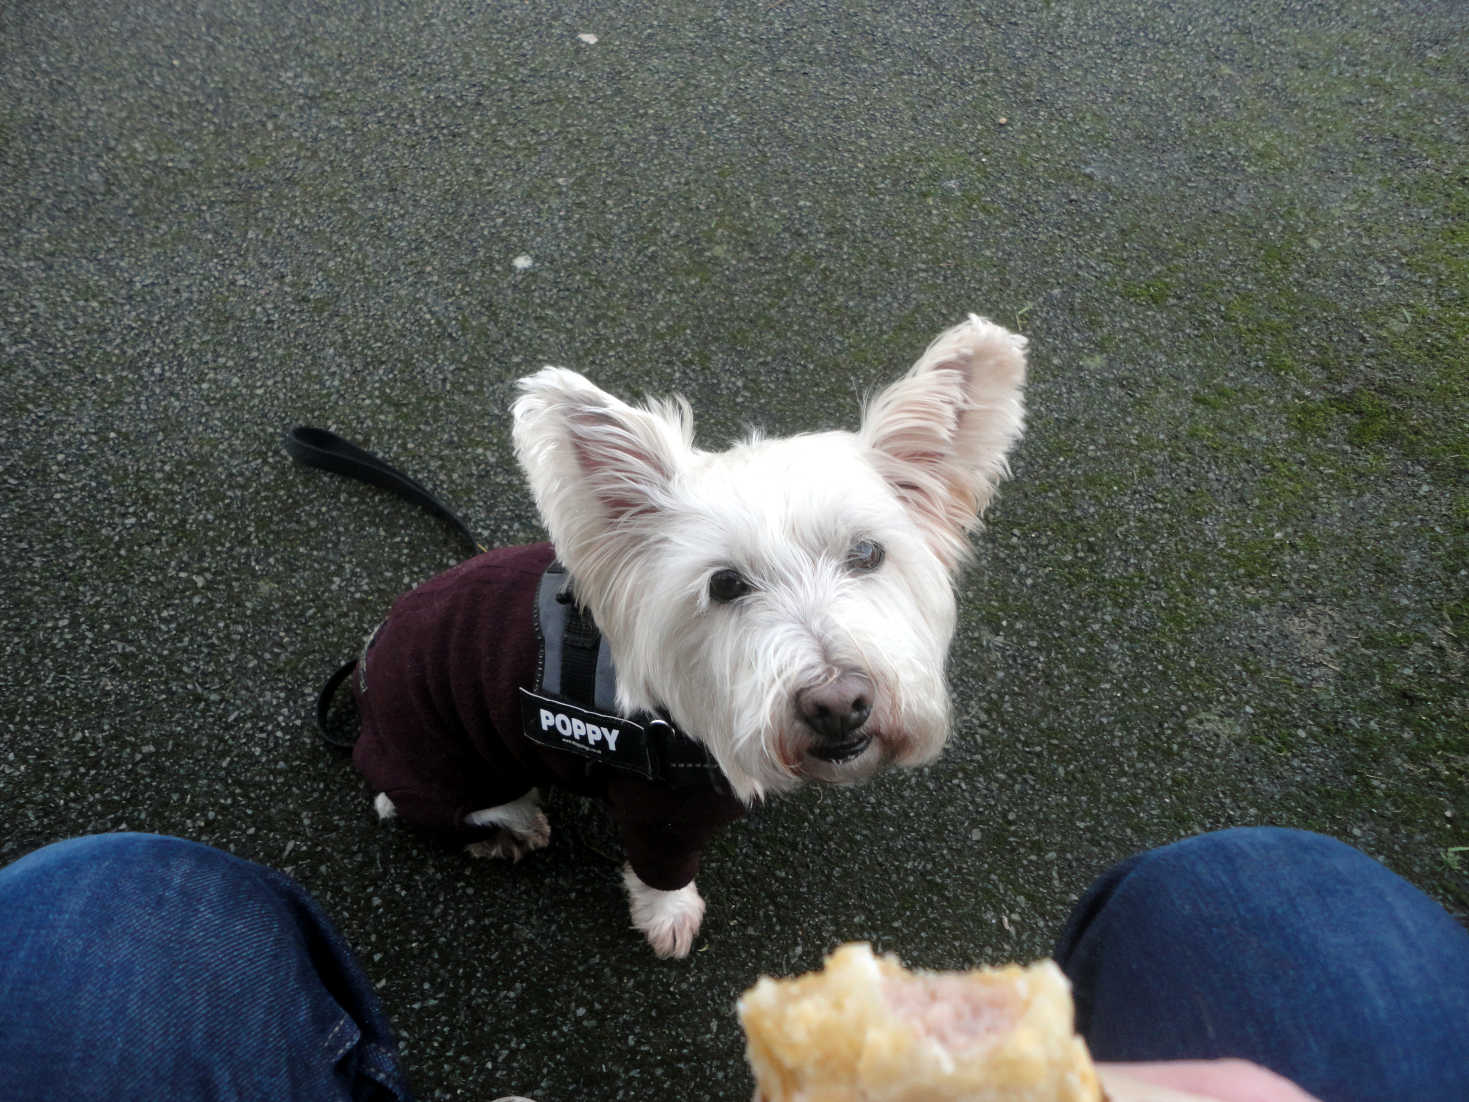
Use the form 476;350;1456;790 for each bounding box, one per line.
375;790;552;861
622;865;706;959
512;314;1026;803
464;789;548;837
501;314;1024;954
461;790;551;862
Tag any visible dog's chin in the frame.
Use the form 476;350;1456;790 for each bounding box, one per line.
795;733;890;786
724;724;946;802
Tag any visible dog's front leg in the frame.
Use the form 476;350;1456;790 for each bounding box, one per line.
622;864;705;959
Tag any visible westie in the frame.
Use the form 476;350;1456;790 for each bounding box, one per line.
350;315;1026;957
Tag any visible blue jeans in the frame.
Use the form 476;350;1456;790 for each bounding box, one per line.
1055;826;1469;1101
2;829;1465;1101
0;833;409;1102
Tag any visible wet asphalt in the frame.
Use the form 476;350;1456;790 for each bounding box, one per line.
3;2;1466;1099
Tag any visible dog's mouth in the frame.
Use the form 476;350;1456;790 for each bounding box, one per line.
808;733;872;764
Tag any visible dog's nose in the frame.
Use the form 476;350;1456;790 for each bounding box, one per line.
797;671;874;740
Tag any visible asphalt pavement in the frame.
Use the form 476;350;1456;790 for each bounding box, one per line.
3;2;1465;1099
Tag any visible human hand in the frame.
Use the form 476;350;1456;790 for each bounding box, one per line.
1098;1059;1322;1102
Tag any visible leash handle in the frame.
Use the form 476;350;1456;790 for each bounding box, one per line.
283;426;484;556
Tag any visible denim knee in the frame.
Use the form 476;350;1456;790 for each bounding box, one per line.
0;833;410;1102
1055;826;1469;1101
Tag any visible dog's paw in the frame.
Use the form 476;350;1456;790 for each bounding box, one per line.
373;793;398;821
463;793;551;862
464;825;548;864
623;865;705;959
498;807;551;852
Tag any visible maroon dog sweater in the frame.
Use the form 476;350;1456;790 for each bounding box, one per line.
350;542;747;891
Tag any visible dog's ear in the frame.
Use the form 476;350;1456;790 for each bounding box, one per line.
512;367;693;570
859;315;1027;568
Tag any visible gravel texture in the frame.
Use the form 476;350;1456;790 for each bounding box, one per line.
3;1;1465;1099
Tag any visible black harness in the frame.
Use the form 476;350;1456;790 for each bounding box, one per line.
519;561;728;791
290;426;728;794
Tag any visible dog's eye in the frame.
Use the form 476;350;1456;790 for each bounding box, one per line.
847;539;885;572
708;568;751;603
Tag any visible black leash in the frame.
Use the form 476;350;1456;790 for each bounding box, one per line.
282;426;484;557
284;426;485;747
313;657;362;749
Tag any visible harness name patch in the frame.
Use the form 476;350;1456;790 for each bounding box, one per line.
540;707;620;749
518;687;654;778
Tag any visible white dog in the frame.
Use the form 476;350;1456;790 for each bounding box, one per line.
350;315;1026;956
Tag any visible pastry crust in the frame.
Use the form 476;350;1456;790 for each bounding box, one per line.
738;943;1101;1102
